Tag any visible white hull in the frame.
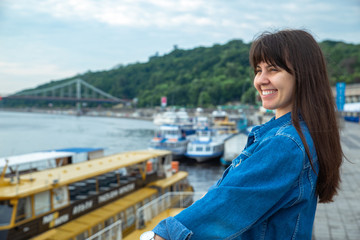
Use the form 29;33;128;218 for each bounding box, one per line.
192;151;224;162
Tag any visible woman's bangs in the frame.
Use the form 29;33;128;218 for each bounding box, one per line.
250;35;289;72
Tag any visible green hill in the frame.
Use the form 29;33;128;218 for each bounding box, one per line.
20;39;360;108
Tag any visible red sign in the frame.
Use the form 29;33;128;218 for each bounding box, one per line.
161;96;167;107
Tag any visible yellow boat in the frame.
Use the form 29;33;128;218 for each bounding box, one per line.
0;149;193;240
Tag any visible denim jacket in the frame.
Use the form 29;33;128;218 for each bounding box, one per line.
153;112;319;240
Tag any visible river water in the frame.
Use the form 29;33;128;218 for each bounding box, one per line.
0;111;225;192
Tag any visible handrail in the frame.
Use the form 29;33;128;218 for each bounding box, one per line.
135;192;206;229
87;219;122;240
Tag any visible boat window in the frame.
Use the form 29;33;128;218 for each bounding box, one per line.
196;146;203;151
53;186;69;209
91;223;102;235
206;146;211;152
135;202;142;212
125;206;135;228
0;200;13;226
16;197;32;222
149;158;158;172
105;216;114;227
34;191;51;216
144;197;150;205
174;182;180;191
116;211;126;230
151;194;156;201
75;231;89;240
103;216;115;239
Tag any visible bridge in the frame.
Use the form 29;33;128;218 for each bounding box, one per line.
1;78;129;105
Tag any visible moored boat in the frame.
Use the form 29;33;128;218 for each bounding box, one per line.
149;125;194;159
153;111;178;126
0;147;104;177
185;127;233;163
220;133;247;166
0;149;185;240
28;158;194;240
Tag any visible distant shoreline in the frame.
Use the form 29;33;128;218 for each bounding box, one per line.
0;107;154;121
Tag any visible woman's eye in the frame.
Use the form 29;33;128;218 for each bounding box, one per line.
270;68;278;72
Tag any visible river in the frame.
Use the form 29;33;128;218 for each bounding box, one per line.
0;111;225;192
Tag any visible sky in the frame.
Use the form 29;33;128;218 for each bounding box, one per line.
0;0;359;95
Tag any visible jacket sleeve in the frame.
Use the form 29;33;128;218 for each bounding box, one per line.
153;135;305;240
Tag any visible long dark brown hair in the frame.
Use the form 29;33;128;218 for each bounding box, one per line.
249;29;343;203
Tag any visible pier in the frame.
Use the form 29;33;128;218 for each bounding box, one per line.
313;121;360;240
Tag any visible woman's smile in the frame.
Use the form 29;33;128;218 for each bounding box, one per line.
254;62;295;118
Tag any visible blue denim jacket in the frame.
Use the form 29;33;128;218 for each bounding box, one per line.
153;112;319;240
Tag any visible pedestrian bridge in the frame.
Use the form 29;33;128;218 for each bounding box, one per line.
1;78;129;104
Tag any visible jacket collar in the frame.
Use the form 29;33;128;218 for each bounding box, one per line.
251;112;292;142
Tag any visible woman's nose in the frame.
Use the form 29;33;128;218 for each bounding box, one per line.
255;71;270;85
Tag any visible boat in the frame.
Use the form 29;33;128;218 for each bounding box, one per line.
153;109;194;133
211;109;228;124
220;133;247;166
153;111;178;126
185;127;233;163
0;149;193;239
27;153;193;240
192;116;210;129
0;147;104;177
149;125;194;159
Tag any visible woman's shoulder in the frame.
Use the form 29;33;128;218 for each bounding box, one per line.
261;119;313;152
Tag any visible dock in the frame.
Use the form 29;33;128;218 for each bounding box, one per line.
313;121;360;240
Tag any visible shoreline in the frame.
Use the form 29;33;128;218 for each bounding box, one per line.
0;107;154;121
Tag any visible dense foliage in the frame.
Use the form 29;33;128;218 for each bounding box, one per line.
15;39;360;108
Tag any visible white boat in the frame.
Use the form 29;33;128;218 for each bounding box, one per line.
149;125;192;158
211;109;228;124
220;133;247;166
0;147;104;176
153;111;178;125
185;128;233;163
153;109;193;127
193;116;210;129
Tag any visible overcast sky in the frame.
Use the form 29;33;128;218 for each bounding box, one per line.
0;0;359;95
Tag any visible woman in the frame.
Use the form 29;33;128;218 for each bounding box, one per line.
143;29;344;240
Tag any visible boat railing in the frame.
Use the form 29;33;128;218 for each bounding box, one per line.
135;191;206;230
87;219;122;240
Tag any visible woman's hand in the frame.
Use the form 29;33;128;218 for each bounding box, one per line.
154;234;166;240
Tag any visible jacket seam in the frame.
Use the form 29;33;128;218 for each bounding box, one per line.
291;213;301;240
291;165;304;207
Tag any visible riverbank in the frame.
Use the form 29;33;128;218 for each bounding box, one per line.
0;106;272;127
0;107;154;121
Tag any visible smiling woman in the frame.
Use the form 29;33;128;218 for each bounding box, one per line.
147;29;344;240
253;61;296;118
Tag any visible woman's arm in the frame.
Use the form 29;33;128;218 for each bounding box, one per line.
153;135;305;239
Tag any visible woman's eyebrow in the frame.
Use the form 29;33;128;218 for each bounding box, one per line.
256;64;276;68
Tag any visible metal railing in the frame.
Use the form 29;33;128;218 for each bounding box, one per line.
136;191;206;229
87;219;122;240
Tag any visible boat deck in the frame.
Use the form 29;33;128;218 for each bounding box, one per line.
123;208;183;240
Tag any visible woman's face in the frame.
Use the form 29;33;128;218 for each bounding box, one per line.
254;61;296;118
